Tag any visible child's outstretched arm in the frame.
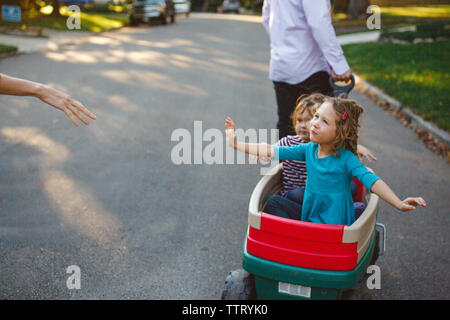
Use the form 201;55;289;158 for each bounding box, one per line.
225;117;274;158
370;180;426;212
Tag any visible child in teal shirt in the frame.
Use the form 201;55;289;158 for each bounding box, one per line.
225;95;426;225
274;141;379;225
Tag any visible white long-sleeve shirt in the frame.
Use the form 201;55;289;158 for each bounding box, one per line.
263;0;350;84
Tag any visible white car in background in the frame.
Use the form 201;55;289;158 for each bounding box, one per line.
173;0;191;17
222;0;240;13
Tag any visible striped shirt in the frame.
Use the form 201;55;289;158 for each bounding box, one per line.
275;135;307;197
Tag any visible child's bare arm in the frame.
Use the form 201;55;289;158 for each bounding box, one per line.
370;180;426;212
225;117;274;158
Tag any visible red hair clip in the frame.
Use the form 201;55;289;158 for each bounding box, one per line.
342;111;348;121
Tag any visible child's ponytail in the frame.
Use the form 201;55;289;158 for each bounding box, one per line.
329;97;364;156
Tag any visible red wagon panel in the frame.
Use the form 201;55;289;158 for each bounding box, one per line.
246;213;358;271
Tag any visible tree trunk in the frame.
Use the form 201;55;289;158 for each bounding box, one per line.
347;0;368;19
202;0;209;12
50;0;62;17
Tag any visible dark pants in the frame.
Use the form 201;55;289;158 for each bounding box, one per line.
273;71;333;139
265;187;305;220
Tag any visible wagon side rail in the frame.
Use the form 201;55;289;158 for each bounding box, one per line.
342;168;380;263
248;164;283;230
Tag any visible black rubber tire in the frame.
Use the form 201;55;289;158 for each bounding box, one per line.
221;269;256;300
370;230;381;266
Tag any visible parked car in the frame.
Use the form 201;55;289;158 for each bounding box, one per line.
129;0;175;26
173;0;191;17
222;0;240;13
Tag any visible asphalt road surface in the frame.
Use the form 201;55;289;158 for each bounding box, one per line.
0;13;448;299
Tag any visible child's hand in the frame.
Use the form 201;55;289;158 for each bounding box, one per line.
357;145;377;162
225;117;237;147
225;117;235;131
249;154;259;164
397;197;427;212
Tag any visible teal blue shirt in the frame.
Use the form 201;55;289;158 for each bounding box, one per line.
273;142;380;226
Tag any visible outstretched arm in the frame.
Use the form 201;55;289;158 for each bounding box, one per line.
370;180;426;212
0;73;96;126
225;117;274;158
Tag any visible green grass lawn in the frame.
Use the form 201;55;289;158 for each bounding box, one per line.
342;40;450;131
333;4;450;29
0;12;128;32
0;44;18;54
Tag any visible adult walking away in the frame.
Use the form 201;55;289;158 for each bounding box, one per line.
0;73;96;126
263;0;353;138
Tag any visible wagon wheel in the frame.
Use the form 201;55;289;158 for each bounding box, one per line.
221;269;256;300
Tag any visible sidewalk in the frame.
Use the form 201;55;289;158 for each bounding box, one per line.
337;30;380;45
0;29;95;54
0;21;382;54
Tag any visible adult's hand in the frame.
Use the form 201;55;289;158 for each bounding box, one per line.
35;84;96;126
331;68;353;83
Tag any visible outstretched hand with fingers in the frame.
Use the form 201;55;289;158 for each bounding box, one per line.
397;197;427;212
36;84;96;126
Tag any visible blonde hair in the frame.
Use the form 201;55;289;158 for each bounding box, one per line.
326;97;364;156
291;93;327;131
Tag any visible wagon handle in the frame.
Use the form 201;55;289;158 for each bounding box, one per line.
375;222;386;256
329;74;355;98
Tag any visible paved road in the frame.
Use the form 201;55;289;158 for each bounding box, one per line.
0;13;448;299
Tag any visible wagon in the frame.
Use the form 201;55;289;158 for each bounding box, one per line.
221;163;386;300
221;75;385;300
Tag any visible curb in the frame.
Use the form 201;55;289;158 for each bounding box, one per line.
353;74;449;159
0;50;20;60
